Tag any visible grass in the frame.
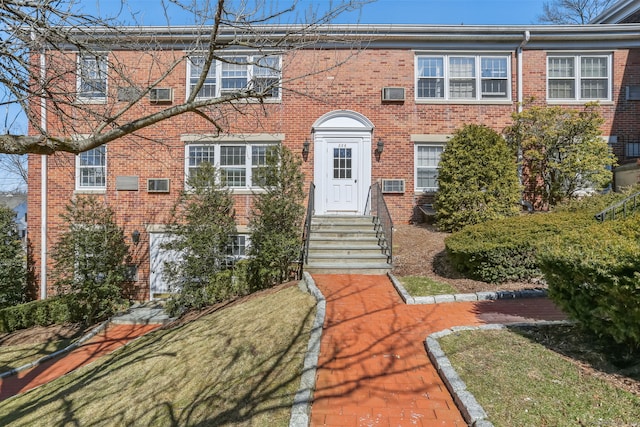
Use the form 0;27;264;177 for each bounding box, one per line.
399;275;457;296
0;338;77;372
439;325;640;427
0;285;316;426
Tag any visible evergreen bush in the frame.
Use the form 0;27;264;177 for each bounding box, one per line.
540;216;640;350
248;145;305;290
163;162;242;316
0;205;26;308
51;196;130;323
435;124;521;232
0;296;75;333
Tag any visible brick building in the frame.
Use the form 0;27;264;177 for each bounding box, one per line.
27;12;640;300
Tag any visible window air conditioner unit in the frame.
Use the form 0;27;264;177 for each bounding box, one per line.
147;178;170;193
626;85;640;101
382;87;405;102
381;179;405;194
149;88;173;103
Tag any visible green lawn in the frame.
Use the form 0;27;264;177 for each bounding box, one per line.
0;285;316;426
439;326;640;427
0;339;77;373
399;275;457;296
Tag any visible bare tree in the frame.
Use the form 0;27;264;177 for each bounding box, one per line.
538;0;615;24
0;154;27;188
0;0;369;155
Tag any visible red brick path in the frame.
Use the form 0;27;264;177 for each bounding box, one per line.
310;275;567;427
0;323;160;401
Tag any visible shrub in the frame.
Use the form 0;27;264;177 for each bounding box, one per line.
163;162;239;316
504;104;615;209
248;145;305;290
539;216;640;350
435;124;521;232
0;296;75;334
0;205;26;308
445;191;638;283
445;212;592;283
51;196;130;323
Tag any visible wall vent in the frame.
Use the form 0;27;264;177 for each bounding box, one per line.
381;87;405;102
147;178;170;193
149;88;173;103
381;179;405;194
117;87;141;102
115;176;138;191
626;85;640;101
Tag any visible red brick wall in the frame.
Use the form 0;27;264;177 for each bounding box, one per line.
27;47;640;300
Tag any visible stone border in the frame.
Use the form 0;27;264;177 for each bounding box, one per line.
0;320;109;380
289;272;326;427
425;321;571;427
388;272;547;305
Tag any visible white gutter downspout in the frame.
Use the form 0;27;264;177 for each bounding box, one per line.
38;34;48;300
517;30;530;113
516;30;531;191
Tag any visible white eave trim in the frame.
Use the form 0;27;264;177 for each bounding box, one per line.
591;0;640;23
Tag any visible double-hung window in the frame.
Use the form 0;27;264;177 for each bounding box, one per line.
188;54;281;100
78;54;108;101
76;146;106;190
185;143;274;189
416;54;510;101
547;54;611;101
415;144;444;192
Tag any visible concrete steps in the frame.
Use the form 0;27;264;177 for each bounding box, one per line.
304;215;392;275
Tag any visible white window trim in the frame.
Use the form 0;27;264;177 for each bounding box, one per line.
76;53;108;104
184;141;278;191
414;143;445;193
546;53;613;103
75;146;107;192
415;53;511;103
186;54;282;101
227;234;250;260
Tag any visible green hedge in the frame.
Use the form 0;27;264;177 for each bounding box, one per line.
539;216;640;350
444;191;638;284
0;296;76;334
445;212;594;283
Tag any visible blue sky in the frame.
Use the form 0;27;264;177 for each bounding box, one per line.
325;0;547;25
79;0;549;26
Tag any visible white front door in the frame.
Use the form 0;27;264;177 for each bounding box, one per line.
149;233;180;298
325;140;359;213
312;110;373;215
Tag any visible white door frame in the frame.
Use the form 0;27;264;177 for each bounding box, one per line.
313;110;373;215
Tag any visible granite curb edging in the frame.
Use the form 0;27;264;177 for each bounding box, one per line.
425;321;572;427
0;320;110;380
289;272;326;427
388;272;548;305
0;303;170;381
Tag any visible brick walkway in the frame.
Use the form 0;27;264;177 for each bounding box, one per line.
0;323;160;401
310;274;567;427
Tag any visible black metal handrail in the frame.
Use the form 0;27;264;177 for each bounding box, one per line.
299;182;315;278
365;183;393;263
594;191;640;222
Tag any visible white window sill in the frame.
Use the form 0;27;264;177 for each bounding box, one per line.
74;188;106;194
546;100;614;106
75;97;108;105
193;96;282;104
415;99;512;105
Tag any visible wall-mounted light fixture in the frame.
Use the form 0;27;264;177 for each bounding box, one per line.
131;229;141;245
302;139;310;155
376;138;384;154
